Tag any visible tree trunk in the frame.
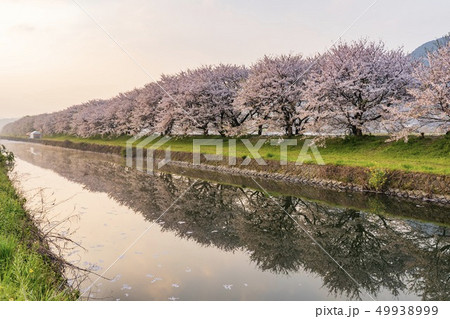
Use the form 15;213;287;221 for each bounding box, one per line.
258;125;263;136
230;115;240;128
285;124;294;137
294;117;307;136
350;125;363;136
163;120;174;136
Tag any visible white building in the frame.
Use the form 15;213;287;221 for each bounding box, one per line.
29;131;42;139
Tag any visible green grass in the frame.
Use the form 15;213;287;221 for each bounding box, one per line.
40;134;450;175
0;149;77;301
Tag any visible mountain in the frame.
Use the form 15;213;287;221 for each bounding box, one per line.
409;34;449;63
0;118;18;134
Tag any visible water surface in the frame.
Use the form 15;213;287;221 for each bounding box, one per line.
2;141;449;301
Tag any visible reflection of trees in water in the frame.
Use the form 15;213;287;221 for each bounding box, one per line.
309;208;413;299
237;195;306;274
407;228;449;301
10;143;450;300
161;180;243;251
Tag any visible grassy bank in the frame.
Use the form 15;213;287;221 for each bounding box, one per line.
41;134;450;175
0;147;77;300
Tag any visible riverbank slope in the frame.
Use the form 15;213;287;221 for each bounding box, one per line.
1;135;449;203
0;147;77;301
37;134;450;175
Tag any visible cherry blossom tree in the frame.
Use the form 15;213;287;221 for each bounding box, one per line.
305;40;413;136
235;54;312;136
108;91;140;136
7;40;447;140
153;74;183;135
158;69;214;135
2;116;35;136
53;105;84;135
130;83;163;135
155;64;248;136
407;41;450;134
72;100;108;137
206;64;249;135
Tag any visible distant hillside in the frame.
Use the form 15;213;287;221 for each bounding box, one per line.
409;34;449;63
0;118;17;134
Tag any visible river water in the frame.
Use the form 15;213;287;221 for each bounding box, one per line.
2;140;449;301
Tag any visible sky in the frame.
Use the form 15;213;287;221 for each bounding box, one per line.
0;0;449;118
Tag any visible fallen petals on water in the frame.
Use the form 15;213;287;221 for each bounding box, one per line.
151;277;163;284
121;284;132;290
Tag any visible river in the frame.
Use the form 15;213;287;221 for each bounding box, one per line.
2;140;449;301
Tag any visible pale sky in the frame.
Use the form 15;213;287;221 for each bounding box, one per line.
0;0;449;118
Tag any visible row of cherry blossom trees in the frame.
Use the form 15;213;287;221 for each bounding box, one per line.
2;39;449;137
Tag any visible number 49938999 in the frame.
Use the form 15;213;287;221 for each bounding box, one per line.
376;306;438;316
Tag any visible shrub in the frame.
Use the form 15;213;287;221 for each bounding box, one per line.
0;145;14;170
368;168;388;191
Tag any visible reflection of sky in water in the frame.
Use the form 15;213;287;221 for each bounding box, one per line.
4;141;449;301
